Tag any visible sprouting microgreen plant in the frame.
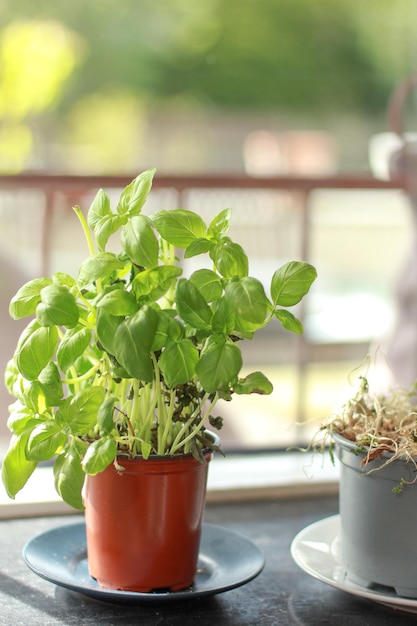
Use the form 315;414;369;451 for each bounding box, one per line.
308;373;417;489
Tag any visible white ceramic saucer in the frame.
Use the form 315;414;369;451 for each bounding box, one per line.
291;514;417;615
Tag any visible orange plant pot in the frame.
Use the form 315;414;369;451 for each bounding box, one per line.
84;450;213;592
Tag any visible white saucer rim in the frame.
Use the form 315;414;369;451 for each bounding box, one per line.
290;514;417;612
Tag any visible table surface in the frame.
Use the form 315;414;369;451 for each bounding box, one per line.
1;495;416;626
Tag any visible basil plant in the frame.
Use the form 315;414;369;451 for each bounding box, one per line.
3;169;317;509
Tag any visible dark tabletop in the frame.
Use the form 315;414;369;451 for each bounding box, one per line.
1;495;416;626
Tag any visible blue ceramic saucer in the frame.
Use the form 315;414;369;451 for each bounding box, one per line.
23;522;265;603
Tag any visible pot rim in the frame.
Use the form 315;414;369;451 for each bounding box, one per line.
332;431;417;463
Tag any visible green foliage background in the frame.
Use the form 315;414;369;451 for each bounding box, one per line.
0;0;415;171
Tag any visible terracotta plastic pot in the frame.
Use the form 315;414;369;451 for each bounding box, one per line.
84;439;216;592
334;433;417;598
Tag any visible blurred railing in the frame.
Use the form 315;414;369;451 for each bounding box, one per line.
0;171;406;274
0;172;409;433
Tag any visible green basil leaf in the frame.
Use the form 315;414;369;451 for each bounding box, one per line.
224;277;269;327
184;238;212;258
96;289;138;316
6;407;36;434
26;421;67;461
96;309;123;355
36;284;79;328
87;189;127;251
271;261;317;306
4;358;21;396
57;326;92;372
121;215;159;267
97;397;117;435
234;371;273;395
21;382;45;413
16;321;59;381
82;437;117;475
275;309;304;334
151;310;183;351
152;209;207;247
211;297;235;334
1;432;37;498
22;381;60;414
189;269;223;302
77;252;125;288
53;445;85;510
131;265;182;303
208;207;232;237
116;168;156;217
38;362;64;406
113;306;158;381
107;355;131;380
56;387;105;434
210;239;248;279
196;335;242;393
159;339;199;388
52;272;77;289
87;188;111;231
9;277;52;320
175;279;212;330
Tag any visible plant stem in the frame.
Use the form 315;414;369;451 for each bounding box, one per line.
62;361;102;385
160;241;177;307
137;384;154;445
73;205;104;293
128;379;141;454
159;389;176;454
169;392;218;454
73;205;96;257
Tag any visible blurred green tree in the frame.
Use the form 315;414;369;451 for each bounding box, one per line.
0;0;414;113
0;0;414;171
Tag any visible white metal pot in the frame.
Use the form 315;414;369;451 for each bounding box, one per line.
334;432;417;598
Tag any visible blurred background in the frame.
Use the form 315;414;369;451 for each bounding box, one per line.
0;0;416;454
